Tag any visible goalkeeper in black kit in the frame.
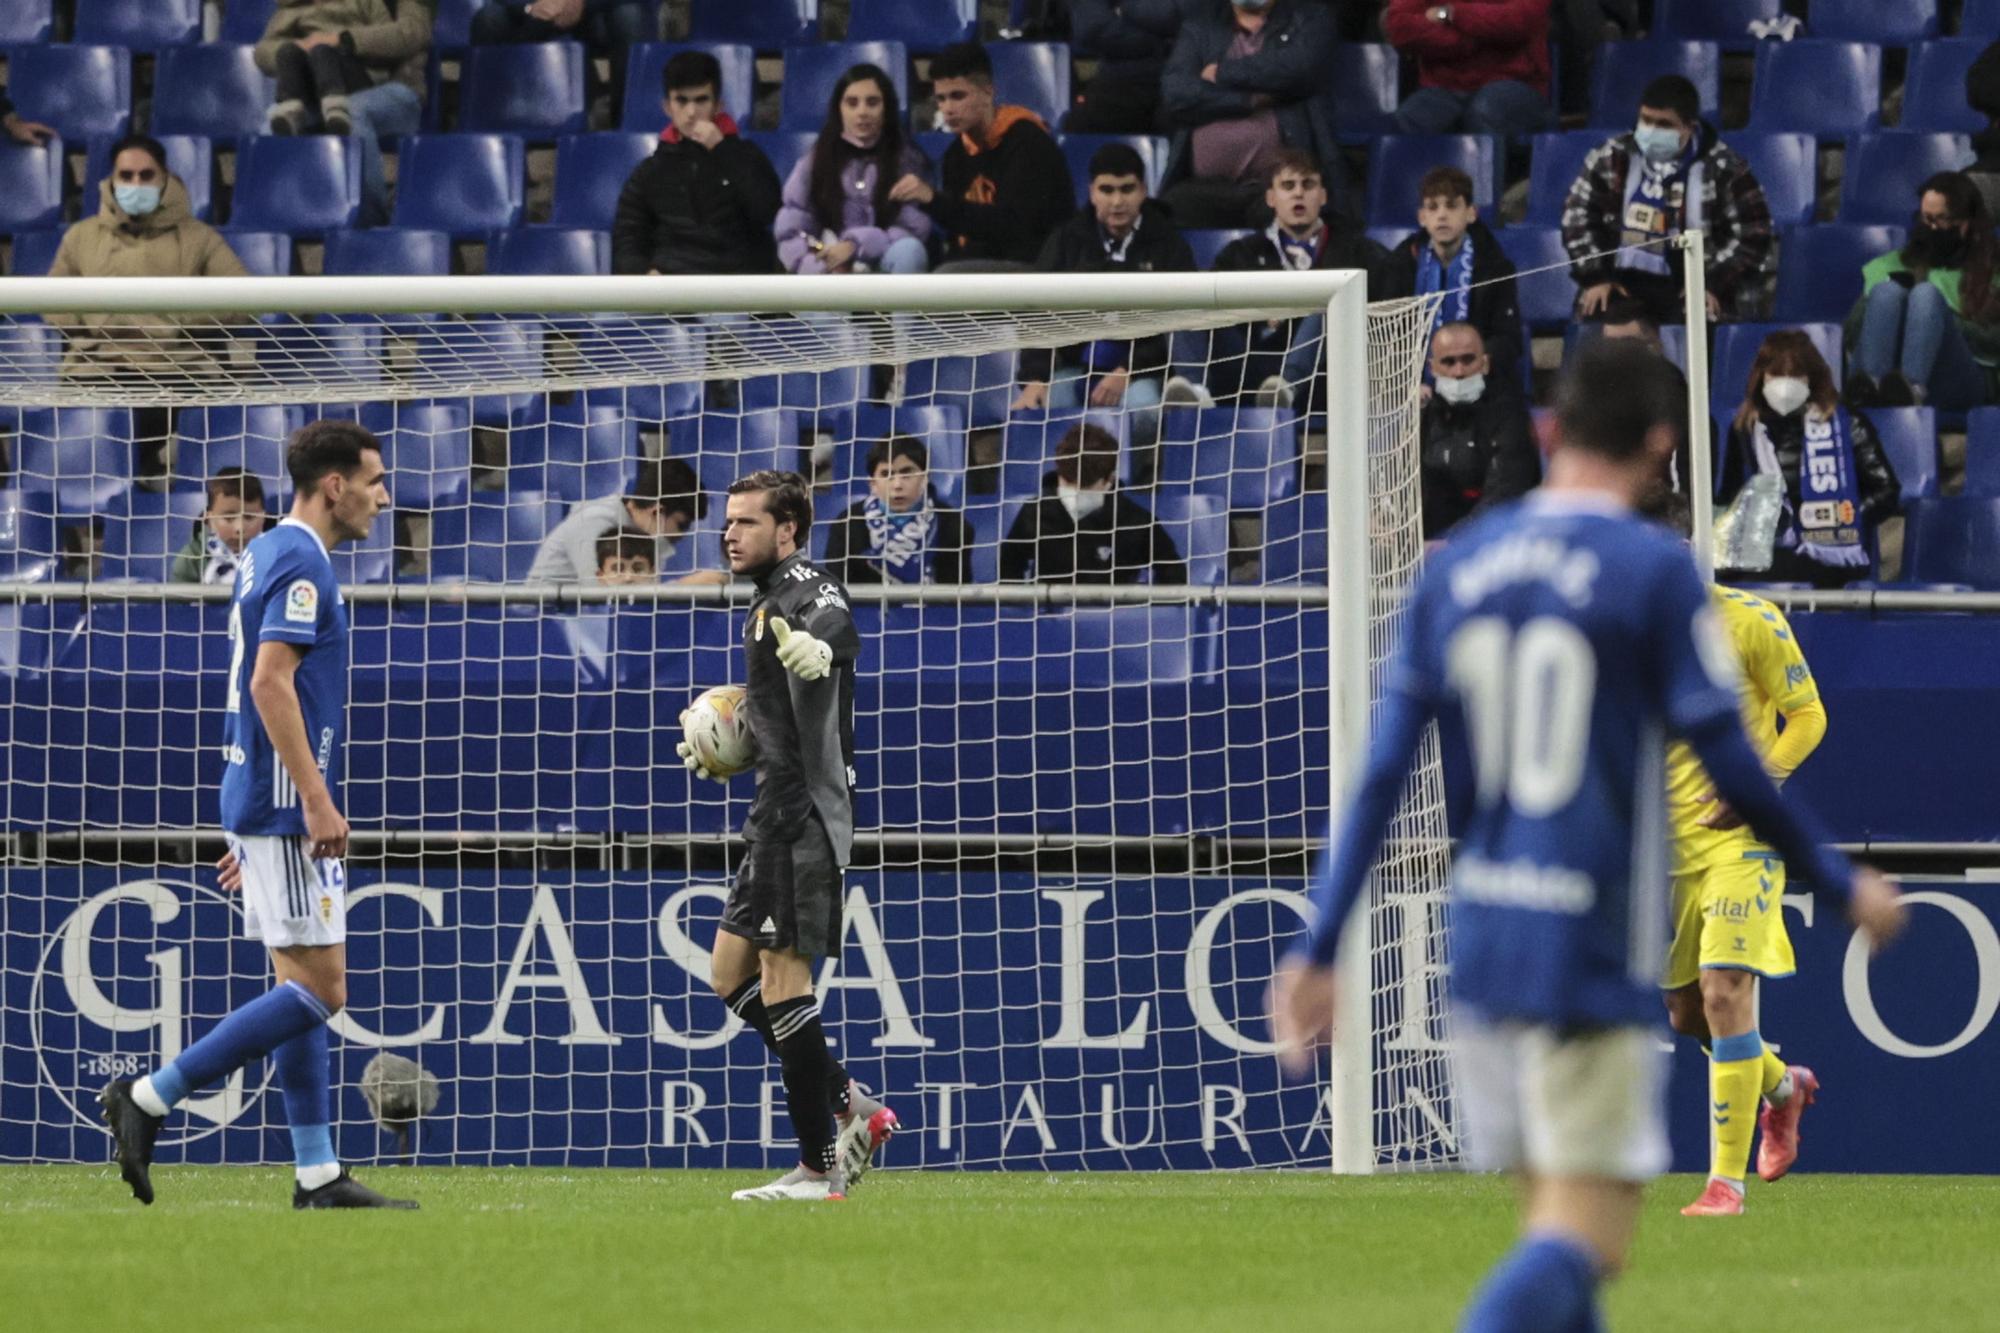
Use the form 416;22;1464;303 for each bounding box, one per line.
679;469;898;1202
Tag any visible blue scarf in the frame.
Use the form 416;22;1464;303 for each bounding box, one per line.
861;492;938;583
1619;139;1703;278
1416;234;1473;333
1753;407;1870;568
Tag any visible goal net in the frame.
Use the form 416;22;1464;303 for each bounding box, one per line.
0;272;1448;1173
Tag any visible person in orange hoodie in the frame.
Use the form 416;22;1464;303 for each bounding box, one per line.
889;42;1072;270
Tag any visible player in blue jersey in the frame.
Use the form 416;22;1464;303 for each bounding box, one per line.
1270;341;1904;1332
100;420;414;1211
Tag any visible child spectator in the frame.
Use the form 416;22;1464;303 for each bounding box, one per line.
823;437;974;585
593;524;658;585
1001;423;1185;584
1384;0;1553;137
1372;164;1524;383
775;63;932;276
527;456;709;582
171;468;269;585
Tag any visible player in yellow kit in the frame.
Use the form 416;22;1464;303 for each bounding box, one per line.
1663;583;1828;1217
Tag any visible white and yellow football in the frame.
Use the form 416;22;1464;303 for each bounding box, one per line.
680;684;757;779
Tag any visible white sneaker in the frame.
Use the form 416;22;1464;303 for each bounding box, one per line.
1162;374;1215;409
836;1106;899;1186
730;1164;846;1202
1253;374;1295;409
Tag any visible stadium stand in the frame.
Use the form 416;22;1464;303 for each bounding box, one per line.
73;0;202;49
988;42;1072;130
8;44;132;141
1903;41;1991;135
1524;130;1603;227
1837;132;1979;225
846;0;977;51
1903;498;2000;588
459;43;587;137
1588;41;1720;129
1365;134;1499;228
1720;132;1817;229
1328;43;1401;143
1969;410;2000;498
171;406;300;492
17;408;131;514
219;0;276;45
1872;407;1942;505
781;42;910;131
217;230;292;277
230;135;364;235
360;401;475;511
551;132;656;231
0;138;66;233
322;228;453;277
623;43;757;130
688;0;818;47
151;44;275;140
1807;0;1940;45
1773;225;1908;323
488;227;610;276
390;134;526;236
8;230;63;277
0;0;51;44
1494;226;1576;333
1652;0;1780;46
1748;41;1882;138
102;489;207;583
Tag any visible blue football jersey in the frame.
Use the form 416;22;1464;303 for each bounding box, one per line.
218;519;349;836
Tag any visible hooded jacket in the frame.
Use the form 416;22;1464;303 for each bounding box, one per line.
254;0;434;96
773;140;933;274
925;105;1074;265
612;115;783;276
1372;218;1525;379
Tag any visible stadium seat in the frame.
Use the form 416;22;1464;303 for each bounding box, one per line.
322;228;452;277
1718;132;1818;229
459;44;586;137
622;43;755;131
219;0;276;44
551;132;656;230
9;231;63;277
1901;497;2000;588
1772;224;1905;323
1806;0;1939;44
1710;322;1842;414
1059;134;1162;206
1962;0;2000;35
461;491;562;582
1870;407;1940;505
1652;0;1779;44
1154;407;1299;509
1148;492;1228;588
74;0;201;48
152;44;274;139
1259;491;1326;584
102;490;206;583
0;0;51;44
430;0;480;49
1524;130;1606;227
1902;41;1989;135
1366;135;1498;228
1966;408;2000;498
988;42;1071;130
1183;229;1252;270
7;45;132;141
1836;132;1977;225
220;230;293;276
903;349;1019;429
571;321;707;423
781;43;909;131
739;317;866;425
331;510;395;585
391;134;525;236
1747;42;1881;138
83;134;212;222
841;403;969;505
1495;226;1576;332
847;0;975;49
489;227;610;276
670;410;804;497
688;0;817;46
744;131;818;192
514;399;637;503
0;318;64;388
1562;320;1688;374
231;135;363;235
1589;41;1720;129
172;405;300;491
16;408;133;514
360;401;474;510
1327;42;1400;142
0;488;57;581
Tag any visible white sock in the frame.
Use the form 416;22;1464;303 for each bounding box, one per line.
1711;1175;1745;1196
131;1076;169;1118
1767;1071;1795;1107
296;1161;341;1190
847;1080;885;1120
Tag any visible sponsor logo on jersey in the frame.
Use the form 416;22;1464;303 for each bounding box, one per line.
753;608;766;641
285;578;319;624
813;582;848;612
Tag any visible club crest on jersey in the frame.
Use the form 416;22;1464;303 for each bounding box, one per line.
754;608;766;641
285;579;318;624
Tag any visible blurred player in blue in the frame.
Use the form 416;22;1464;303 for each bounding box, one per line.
100;420;414;1210
1270;341;1904;1331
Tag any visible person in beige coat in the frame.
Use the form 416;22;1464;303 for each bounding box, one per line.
46;134;249;483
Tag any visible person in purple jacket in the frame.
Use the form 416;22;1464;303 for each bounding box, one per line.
774;63;933;275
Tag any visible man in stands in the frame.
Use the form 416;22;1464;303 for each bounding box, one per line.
1384;0;1553;138
1561;74;1774;325
1418;321;1539;539
1372;164;1524;385
888;43;1072;271
1067;0;1187;135
1001;423;1186;585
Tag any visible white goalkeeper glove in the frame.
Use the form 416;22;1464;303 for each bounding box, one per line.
770;617;832;681
674;738;722;782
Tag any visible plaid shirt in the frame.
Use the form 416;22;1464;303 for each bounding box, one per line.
1560;127;1776;317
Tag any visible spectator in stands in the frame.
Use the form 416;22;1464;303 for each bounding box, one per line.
613;51;781;276
593;525;658;585
775;64;931;276
1372;164;1524;383
1419;321;1538;538
824;436;974;586
0;88;53;145
469;1;652;120
1561;75;1774;325
527;457;721;583
1848;172;2000;412
60;519;104;582
171;468;269;585
255;0;433;227
888;43;1072;271
1159;0;1338;228
1068;0;1187;134
1384;0;1553;138
1013;143;1195;443
1001;423;1186;584
1166;149;1383;409
1717;329;1899;589
44;134;249;485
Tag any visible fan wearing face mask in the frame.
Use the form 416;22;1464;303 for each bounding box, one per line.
44;133;249;485
1418;321;1540;539
1716;330;1901;588
1000;423;1186;585
1847;171;2000;412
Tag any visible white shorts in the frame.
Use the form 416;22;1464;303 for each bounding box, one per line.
1452;1016;1669;1183
229;834;347;949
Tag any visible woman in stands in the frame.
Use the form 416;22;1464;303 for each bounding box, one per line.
1848;171;2000;411
1716;329;1900;589
774;63;933;275
823;436;973;585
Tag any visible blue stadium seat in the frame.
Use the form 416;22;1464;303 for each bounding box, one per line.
515;399;637;503
989;42;1071;130
254;319;385;390
0;318;64;389
1709;322;1842;414
999;409;1129;499
430;0;480;49
1525;130;1606;227
1748;41;1881;137
570;321;707;423
219;0;276;44
1154;407;1298;509
1807;0;1939;44
0;488;57;581
1869;407;1940;505
1366;134;1498;228
1494;226;1576;332
331;510;395;585
1962;0;2000;34
551;132;656;230
103;491;206;583
670;410;804;497
231;135;363;235
1903;41;1989;135
9;231;63;277
744;131;818;192
1901;497;2000;587
323;227;451;276
1563;320;1686;376
1718;131;1818;228
1327;42;1400;142
83;134;212;222
1149;492;1228;588
0;0;52;44
1966;408;2000;498
489;227;610;275
359;400;474;510
220;230;293;276
847;0;975;49
1653;0;1779;44
1059;134;1161;206
1589;41;1720;129
461;491;562;582
903;351;1019;430
152;44;273;139
740;319;866;425
1836;132;1977;224
840;403;969;505
173;405;299;492
1772;224;1905;322
689;0;817;46
622;42;756;131
434;318;545;428
1261;491;1326;584
16;408;132;514
1183;228;1251;270
391;134;525;235
781;42;909;130
74;0;201;48
460;44;586;136
8;45;132;140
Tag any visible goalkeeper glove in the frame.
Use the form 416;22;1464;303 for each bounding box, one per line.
675;739;722;782
769;617;832;681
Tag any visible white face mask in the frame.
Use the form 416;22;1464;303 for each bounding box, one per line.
1762;376;1811;417
1057;482;1107;522
1436;372;1485;406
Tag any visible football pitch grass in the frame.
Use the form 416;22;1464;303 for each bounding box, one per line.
3;1167;1994;1330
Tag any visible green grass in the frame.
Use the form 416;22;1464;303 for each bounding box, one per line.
2;1167;1994;1331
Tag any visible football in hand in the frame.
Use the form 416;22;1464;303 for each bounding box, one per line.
680;684;756;779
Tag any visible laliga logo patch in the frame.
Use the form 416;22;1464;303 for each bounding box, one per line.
754;608;766;642
284;578;319;624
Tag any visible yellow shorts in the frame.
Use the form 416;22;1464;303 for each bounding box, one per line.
1663;852;1796;990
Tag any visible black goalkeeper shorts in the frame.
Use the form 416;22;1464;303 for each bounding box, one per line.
719;816;843;959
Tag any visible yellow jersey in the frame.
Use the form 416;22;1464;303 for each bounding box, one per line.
1665;586;1821;875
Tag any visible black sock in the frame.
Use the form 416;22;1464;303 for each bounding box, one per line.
767;995;838;1175
725;978;851;1117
